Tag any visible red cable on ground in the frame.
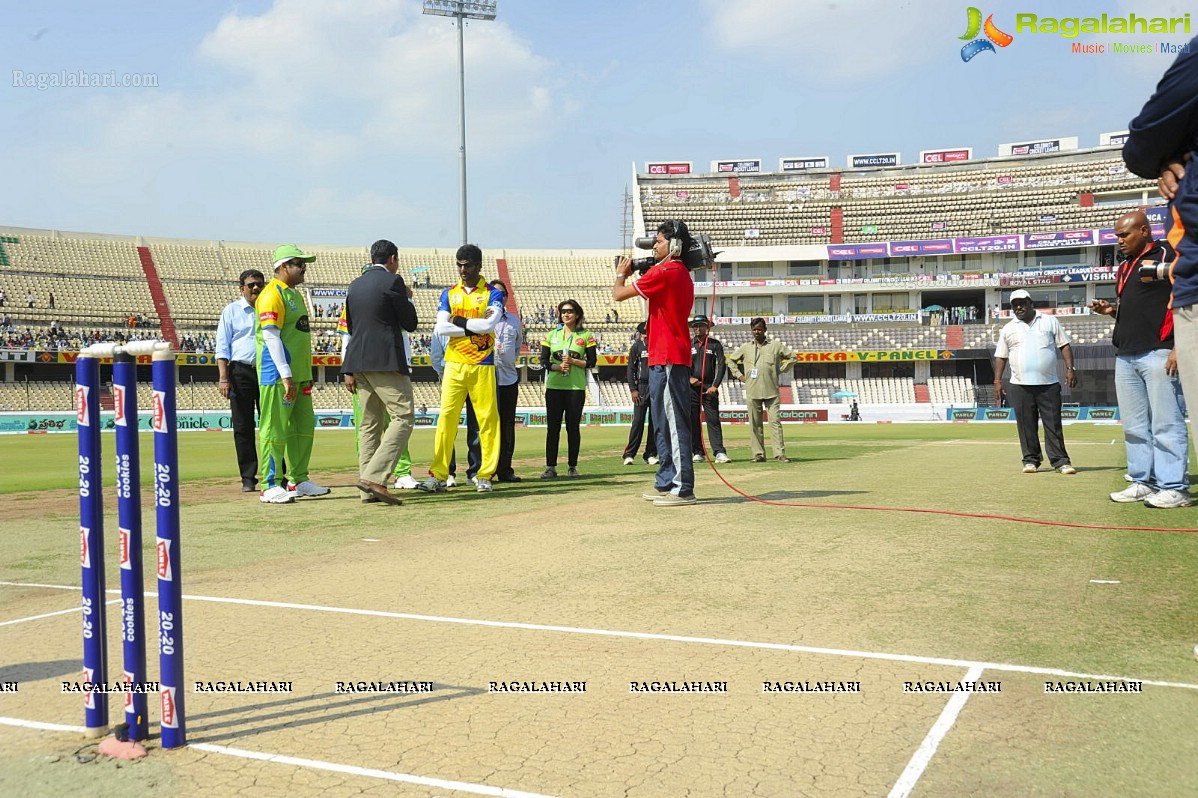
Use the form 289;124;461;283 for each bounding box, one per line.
692;269;1194;534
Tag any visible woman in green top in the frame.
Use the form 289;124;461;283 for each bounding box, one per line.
540;300;598;479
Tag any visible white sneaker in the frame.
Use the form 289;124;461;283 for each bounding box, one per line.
1110;483;1156;503
416;476;448;493
259;485;294;504
467;475;477;486
393;474;420;489
647;456;659;465
1022;464;1038;474
475;478;493;493
1058;465;1077;475
1144;489;1193;509
623;456;634;466
446;475;457;488
290;480;330;497
692;453;704;462
714;452;730;464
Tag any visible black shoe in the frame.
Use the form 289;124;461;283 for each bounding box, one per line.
241;479;257;493
497;474;522;483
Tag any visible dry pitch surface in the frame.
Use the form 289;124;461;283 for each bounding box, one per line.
1;425;1197;797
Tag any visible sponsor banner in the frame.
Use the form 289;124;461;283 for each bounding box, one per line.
1039;214;1058;223
780;156;829;171
1098;223;1166;244
1099;131;1129;147
713;159;761;173
954;235;1022;254
1000;137;1078;156
1022;230;1096;250
992;305;1093;319
1001;266;1116;286
0;349;35;362
827;243;889;261
890;239;954;256
849;153;900;168
310;288;348;297
948;406;1119;421
797;350;955;362
920;147;972;164
645;161;692;175
719;409;829;423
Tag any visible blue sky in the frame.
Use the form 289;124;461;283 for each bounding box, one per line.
0;0;1191;249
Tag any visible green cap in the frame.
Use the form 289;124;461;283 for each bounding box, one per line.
272;244;317;265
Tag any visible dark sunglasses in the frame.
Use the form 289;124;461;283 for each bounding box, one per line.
242;282;264;290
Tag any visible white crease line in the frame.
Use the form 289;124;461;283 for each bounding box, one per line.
888;665;983;798
0;718;556;798
4;581;1198;691
0;599;119;628
0;717;88;734
191;743;558;798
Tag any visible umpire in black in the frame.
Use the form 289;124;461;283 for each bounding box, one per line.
688;315;729;463
621;322;657;465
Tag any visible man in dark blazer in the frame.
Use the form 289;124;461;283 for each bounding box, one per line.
341;239;418;505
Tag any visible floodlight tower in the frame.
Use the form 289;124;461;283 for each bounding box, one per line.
422;0;497;245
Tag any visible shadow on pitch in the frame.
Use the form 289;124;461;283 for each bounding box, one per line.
703;489;870;505
187;683;485;741
0;659;80;684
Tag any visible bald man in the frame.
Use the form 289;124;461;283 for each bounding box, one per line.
1090;211;1190;509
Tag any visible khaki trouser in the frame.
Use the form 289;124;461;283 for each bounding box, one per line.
354;371;414;496
748;394;785;458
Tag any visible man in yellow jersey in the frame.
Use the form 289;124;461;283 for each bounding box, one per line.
256;244;330;504
417;244;506;494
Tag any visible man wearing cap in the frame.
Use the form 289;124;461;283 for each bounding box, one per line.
1089;212;1190;508
688;315;729;463
993;290;1078;475
621;322;658;466
255;244;330;504
727;318;798;463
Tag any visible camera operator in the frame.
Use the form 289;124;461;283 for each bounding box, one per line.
1090;210;1190;508
614;222;697;506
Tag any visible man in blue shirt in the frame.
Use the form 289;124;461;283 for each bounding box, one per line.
489;279;524;482
216;270;272;491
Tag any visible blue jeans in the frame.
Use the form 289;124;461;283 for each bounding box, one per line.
649;364;694;496
1115;349;1190;492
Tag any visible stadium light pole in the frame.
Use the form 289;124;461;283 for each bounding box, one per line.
422;0;497;246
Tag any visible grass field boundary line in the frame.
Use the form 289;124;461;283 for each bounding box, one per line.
0;598;119;628
5;581;1197;691
887;665;983;798
0;717;558;797
189;743;560;798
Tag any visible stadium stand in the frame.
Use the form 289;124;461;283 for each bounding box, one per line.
0;144;1142;414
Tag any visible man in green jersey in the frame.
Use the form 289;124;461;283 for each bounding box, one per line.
256;244;330;503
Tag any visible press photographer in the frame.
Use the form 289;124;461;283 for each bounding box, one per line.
613;220;703;506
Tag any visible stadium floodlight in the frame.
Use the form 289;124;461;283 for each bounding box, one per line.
422;0;497;245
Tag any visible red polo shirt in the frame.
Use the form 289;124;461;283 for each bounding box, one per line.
634;257;694;366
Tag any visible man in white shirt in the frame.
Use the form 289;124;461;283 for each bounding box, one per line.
216;270;268;492
993;289;1078;475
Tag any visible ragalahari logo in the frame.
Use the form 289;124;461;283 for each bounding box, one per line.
960;7;1014;61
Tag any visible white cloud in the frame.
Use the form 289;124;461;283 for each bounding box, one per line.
702;0;960;80
60;0;561;174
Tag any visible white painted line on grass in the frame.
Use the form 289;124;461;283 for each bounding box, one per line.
190;743;559;798
4;581;1198;691
888;666;984;798
0;599;119;628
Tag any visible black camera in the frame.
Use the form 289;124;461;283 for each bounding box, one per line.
1138;261;1170;282
615;220;719;275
